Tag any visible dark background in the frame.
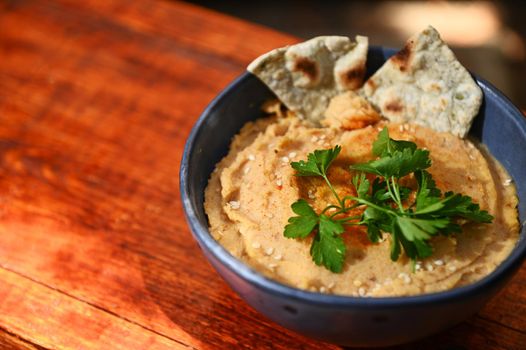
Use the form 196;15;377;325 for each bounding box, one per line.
188;0;526;111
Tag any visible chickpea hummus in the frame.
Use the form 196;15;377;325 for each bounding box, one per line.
204;114;519;297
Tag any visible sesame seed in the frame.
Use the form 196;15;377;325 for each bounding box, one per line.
328;282;335;289
311;136;319;142
434;259;444;266
426;263;434;271
399;125;404;132
268;263;278;269
248;154;255;161
265;247;274;256
273;254;282;260
503;178;513;186
319;286;327;293
288;152;297;158
319;135;326;140
281;156;289;163
468;154;475;160
252;242;261;249
276;179;283;186
243;166;251;174
358;287;366;296
267;213;274;218
324;143;330;147
353;280;362;287
228;201;240;210
377;127;382;131
448;265;457;272
398;273;411;284
308;189;316;199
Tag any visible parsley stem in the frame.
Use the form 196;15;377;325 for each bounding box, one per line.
321;204;341;215
335;216;361;223
385;178;398;208
391;176;405;213
346;196;397;216
329;203;361;219
322;174;344;208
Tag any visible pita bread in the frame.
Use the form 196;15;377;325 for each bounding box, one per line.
361;26;482;138
248;35;368;123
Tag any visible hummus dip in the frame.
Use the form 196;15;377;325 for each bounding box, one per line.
204;115;519;297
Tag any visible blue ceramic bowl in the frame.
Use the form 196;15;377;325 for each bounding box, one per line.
180;46;526;347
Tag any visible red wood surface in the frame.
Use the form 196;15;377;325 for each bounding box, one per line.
0;0;524;349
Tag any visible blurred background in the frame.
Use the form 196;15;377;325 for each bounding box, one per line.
188;0;526;111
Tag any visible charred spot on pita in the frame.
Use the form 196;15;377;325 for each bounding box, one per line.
339;66;366;90
291;56;319;82
366;79;377;91
391;41;414;72
385;100;403;113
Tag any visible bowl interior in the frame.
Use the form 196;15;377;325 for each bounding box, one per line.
181;46;526;303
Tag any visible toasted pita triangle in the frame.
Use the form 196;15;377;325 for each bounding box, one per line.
248;36;368;123
361;26;482;138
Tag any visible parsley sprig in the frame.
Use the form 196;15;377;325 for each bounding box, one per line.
284;128;493;273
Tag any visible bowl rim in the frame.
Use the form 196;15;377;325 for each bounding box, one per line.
180;51;526;308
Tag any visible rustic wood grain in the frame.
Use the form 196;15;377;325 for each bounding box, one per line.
0;0;524;349
0;327;48;350
0;268;187;349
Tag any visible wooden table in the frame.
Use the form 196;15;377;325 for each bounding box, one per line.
0;1;524;349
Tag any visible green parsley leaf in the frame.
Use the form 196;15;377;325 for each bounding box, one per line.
371;178;391;202
373;127;417;157
351;147;431;178
415;170;442;211
372;127;391;156
352;173;370;199
362;206;388;243
310;215;346;272
396;216;450;241
291;145;341;177
284;199;319;238
419;192;494;223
